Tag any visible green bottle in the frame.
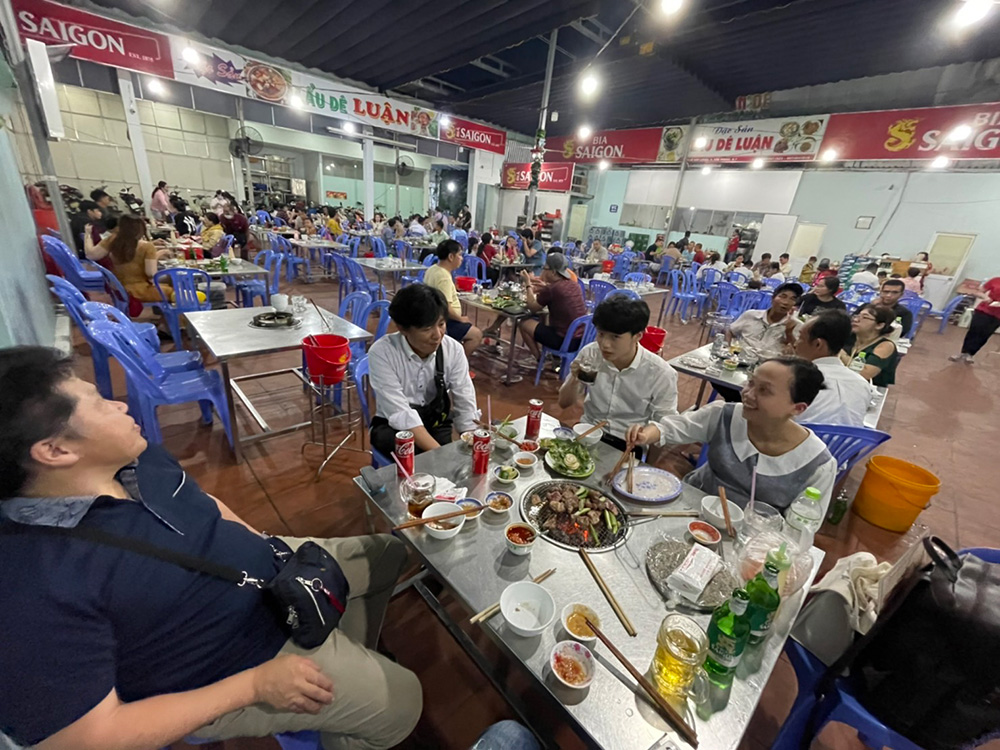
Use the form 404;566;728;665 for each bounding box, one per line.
704;589;751;687
746;562;781;645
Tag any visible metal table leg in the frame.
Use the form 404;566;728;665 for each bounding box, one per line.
221;360;242;462
501;316;523;385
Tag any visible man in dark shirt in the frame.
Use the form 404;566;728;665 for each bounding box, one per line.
878;278;913;336
70;200;104;257
519;252;588;361
799;276;847;316
169;195;199;236
0;347;421;750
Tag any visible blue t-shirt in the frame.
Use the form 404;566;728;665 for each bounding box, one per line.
0;445;287;746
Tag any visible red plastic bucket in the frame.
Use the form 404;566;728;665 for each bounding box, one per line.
640;326;667;353
601;260;615;273
302;334;352;385
455;276;476;292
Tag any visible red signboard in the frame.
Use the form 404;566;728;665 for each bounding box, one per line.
546;126;688;164
501;162;574;192
13;0;174;78
441;116;507;155
823;103;1000;160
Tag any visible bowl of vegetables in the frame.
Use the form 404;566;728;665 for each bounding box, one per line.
543;440;596;479
494;465;520;485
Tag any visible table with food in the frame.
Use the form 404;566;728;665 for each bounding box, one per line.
158;255;267;279
461;282;541;385
354;411;823;750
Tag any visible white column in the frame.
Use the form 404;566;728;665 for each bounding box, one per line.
362;127;375;220
116;69;154;210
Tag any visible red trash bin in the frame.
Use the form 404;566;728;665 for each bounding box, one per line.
302;334;352;385
639;326;667;353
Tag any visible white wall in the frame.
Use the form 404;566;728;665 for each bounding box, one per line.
498;189;570;229
678;170;801;215
468;149;503;226
790;170;1000;282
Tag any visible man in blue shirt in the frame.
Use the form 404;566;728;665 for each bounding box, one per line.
0;347;420;750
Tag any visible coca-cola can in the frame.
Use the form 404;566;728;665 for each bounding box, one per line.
472;429;491;475
525;399;543;441
395;430;415;478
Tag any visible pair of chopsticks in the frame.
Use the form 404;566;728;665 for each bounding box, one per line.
574;420;608;442
627;509;700;518
577;548;636;637
627;452;636;494
469;568;556;624
393;505;482;531
718;486;736;539
602;443;635;486
473;420;530;451
585;618;699;748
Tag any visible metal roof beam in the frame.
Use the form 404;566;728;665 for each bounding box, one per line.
536;35;577;60
469;56;517;78
569;17;613;45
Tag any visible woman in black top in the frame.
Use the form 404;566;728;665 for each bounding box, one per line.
799;276;846;316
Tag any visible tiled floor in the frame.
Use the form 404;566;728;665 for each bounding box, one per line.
67;275;998;750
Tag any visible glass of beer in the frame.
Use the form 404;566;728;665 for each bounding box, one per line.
400;473;436;518
651;614;709;698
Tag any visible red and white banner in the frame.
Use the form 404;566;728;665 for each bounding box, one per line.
823;103;1000;160
501;162;574;192
546;126;688;165
689;115;829;163
441;117;506;155
13;0;174;78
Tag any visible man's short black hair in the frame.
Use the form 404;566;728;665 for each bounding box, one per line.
865;262;879;272
90;189;109;202
435;238;462;261
593;295;650;335
882;278;905;291
779;253;789;260
388;284;449;329
435;219;444;230
521;228;534;241
806;310;852;355
774;282;804;299
78;200;99;214
760;252;772;260
907;266;921;278
821;276;840;294
0;347;77;500
766;356;826;405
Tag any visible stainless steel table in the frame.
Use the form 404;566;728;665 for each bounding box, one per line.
159;259;268;280
353;257;425;298
354;414;823;750
462;295;539;385
581;279;666;301
185;305;371;461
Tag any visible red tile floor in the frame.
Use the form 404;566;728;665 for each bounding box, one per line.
66;277;999;750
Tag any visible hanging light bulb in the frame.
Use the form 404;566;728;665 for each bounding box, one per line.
661;0;684;14
955;0;993;27
578;125;592;139
598;159;610;170
946;124;973;142
694;136;708;149
580;72;599;97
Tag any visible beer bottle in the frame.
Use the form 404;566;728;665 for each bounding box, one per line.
704;589;751;688
745;562;781;645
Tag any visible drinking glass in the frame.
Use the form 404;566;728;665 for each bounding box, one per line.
736;501;784;550
291;295;307;314
400;473;436;518
651;614;709;698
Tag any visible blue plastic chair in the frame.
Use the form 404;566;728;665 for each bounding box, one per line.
761;276;782;290
564;241;577;256
348;237;362;258
711;281;740;315
665;269;700;323
756;289;774;310
236;250;283;307
611;252;634;280
803;423;891;484
401;255;436;288
393;239;412;262
699;267;723;292
655;255;676;286
928;294;971;334
352;355;391;469
345;258;384;298
87;320;233;448
898;296;933;339
324;251;352;301
624;272;652;285
80;301;201;375
588;279;617;306
459;254;493;288
339;291;372;326
607;288;640;301
725;271;746;284
533;314;593;386
152;268;212;349
450;228;469;249
369;237;388;258
273;234;311;282
255;210;272;225
41;235;106;293
729;290;763;317
363;299;391;344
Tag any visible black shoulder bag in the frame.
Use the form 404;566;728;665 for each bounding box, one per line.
0;523;349;650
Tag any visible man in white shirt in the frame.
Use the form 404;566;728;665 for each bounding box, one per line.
728;282;804;356
367;284;479;456
793;311;873;427
850;262;880;289
558;295;678;452
407;216;427;236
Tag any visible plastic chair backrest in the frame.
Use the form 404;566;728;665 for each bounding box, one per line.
701;268;722;289
731;290;763;316
47;275;90;329
450;229;468;249
714;281;740;311
802;423;891;483
256;210;271;224
462;254;488;282
556;314;593;352
153;268;212;311
353;355;374;426
762;276;782;290
756;289;774;309
725;271;745;284
959;547;1000;563
607;288;640;301
339;291;373;323
349;237;362;257
41;235;94;287
589;279;616;305
363;299;391;342
624;272;651;285
422;255;438;267
370;237;387;258
94;264;133;314
273;216;287;227
394;240;411;261
88;319;167;389
580;318;598;348
79;301;156;353
899;295;932;321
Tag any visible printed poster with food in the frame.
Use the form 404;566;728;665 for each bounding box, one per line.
244;59;292;105
689;116;829;162
655;126;687;163
170;39;247;92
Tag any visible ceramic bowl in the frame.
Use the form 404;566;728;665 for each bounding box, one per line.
701;494;745;531
504;522;537;555
572;422;604;446
484;491;514;514
560;603;600;644
493;465;520;485
457;497;484;521
421;501;465;540
550;640;596;689
688;519;722;547
500;581;556;637
513;451;538;474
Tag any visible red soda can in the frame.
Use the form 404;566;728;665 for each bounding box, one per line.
472;429;491;475
525;399;543;441
394;430;415;478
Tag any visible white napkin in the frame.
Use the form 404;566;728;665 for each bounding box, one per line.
810;552;892;634
432;477;467;502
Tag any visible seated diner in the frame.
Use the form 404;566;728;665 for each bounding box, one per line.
840;303;899;387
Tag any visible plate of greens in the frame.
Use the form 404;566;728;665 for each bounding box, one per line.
543;439;596;479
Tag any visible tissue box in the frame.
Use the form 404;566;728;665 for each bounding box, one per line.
667;544;722;602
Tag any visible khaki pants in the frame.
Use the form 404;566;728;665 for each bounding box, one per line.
192;534;422;750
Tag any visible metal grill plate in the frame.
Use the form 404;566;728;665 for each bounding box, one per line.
520;480;629;552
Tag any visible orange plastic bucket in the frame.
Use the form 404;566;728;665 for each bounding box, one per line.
852;456;941;532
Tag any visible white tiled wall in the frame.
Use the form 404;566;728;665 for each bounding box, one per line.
11;84;236;204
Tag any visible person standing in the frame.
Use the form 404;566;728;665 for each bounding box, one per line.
950;276;1000;364
850;262;880;289
799;256;818;285
423;240;483;358
794;311;872;426
676;231;691;253
150;181;170;220
518;253;587;363
726;231;741;262
558;295;678;452
902;266;924;294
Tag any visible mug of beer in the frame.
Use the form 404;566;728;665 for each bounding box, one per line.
651;614;709;699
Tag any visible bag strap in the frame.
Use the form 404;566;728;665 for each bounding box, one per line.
0;522;254;586
923;535;961;583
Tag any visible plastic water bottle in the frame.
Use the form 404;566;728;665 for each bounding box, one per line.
712;333;727;357
785;487;824;549
849;351;867;372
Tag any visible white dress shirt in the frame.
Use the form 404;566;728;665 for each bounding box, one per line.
407;222;427;236
729;309;800;356
575;342;679;439
367;333;479;433
797;356;873;427
849;271;879;289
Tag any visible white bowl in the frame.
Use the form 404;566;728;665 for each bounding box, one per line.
493;465;520;485
504;522;537;555
512;451;538;474
552;427;576;442
421;502;465;540
560;603;600;644
701;494;745;531
500;581;556;637
572;423;604;446
550;640;596;689
484;491;514;514
457;497;484;521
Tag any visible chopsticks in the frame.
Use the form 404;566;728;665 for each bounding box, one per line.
602;444;634;487
578;548;636;637
469;568;556;624
575;420;608;442
718;486;736;539
393;505;482;531
627;509;700;518
627;452;635;494
584;618;699;748
473;420;530;451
